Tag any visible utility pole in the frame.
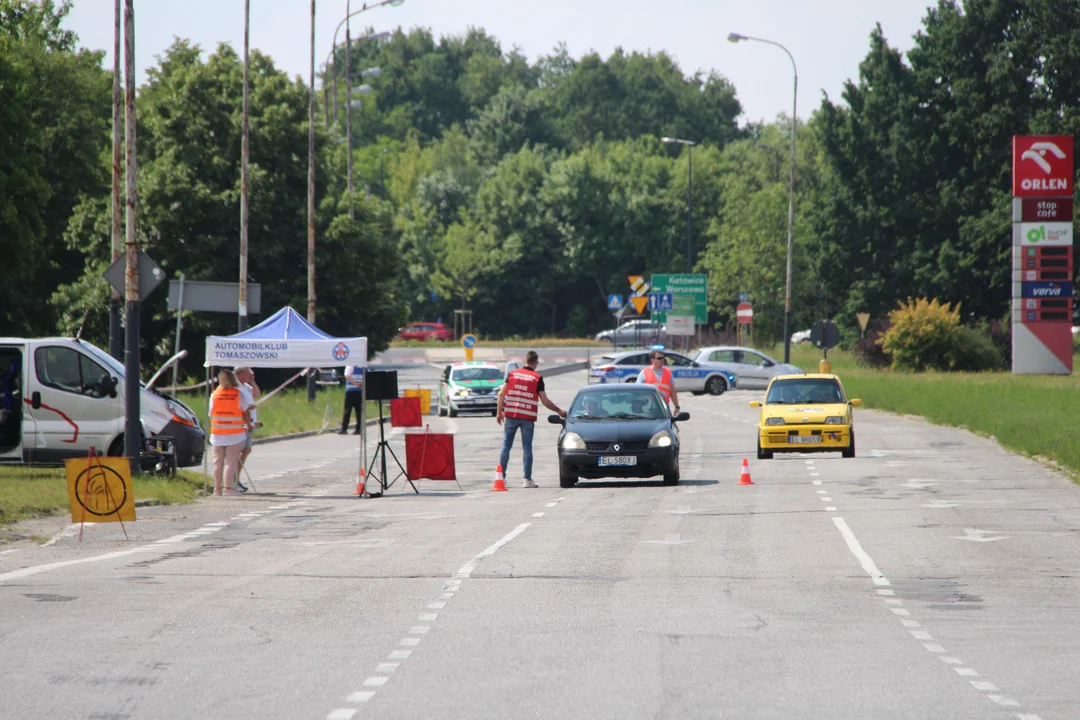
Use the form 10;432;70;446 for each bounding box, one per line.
109;0;122;360
307;0;318;402
345;0;354;217
687;143;693;273
122;0;141;467
238;0;250;331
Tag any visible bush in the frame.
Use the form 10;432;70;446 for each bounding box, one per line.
877;298;1005;372
946;325;1005;371
854;318;891;368
879;298;962;371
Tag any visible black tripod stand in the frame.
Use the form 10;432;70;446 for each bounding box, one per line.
365;400;418;495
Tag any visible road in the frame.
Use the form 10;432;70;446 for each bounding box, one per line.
1;363;1079;719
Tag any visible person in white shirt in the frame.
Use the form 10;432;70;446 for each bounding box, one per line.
235;367;261;491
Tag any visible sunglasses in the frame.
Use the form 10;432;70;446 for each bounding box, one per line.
650;355;665;360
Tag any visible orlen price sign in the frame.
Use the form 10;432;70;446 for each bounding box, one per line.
1013;136;1074;197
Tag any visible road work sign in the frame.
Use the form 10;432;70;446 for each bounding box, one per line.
65;456;136;523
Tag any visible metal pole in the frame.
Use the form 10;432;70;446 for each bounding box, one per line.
345;0;354;217
122;0;141;469
109;0;123;361
782;64;798;365
238;0;250;331
171;273;185;398
307;0;318;402
687;144;693;273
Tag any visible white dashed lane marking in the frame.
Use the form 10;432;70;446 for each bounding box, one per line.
831;515;1038;717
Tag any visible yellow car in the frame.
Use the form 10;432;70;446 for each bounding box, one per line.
749;374;861;459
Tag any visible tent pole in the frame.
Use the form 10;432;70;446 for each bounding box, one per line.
361;373;367;480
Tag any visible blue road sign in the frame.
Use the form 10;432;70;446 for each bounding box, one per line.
607;294;624;311
647;293;674;311
461;334;477;349
739;292;747;302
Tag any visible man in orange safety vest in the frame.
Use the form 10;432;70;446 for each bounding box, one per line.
496;350;566;488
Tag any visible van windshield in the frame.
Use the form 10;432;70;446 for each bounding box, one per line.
81;342;140;385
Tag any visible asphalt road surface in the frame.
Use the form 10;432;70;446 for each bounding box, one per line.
2;364;1079;719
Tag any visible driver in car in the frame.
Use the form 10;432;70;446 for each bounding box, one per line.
582;395;609;418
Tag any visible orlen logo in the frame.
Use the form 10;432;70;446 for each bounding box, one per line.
1013;136;1074;197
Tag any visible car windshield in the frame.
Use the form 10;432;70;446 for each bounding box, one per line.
569;391;667;420
452;367;502;382
765;378;844;405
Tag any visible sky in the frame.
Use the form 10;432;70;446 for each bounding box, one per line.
64;0;937;125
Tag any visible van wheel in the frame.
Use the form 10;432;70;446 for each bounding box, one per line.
108;436;125;458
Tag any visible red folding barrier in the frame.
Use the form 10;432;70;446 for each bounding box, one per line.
404;431;457;482
389;397;422;428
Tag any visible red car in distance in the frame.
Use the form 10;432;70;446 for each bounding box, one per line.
397;322;453;342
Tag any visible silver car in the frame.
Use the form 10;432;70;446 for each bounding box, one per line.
691;346;804;390
595;320;667;347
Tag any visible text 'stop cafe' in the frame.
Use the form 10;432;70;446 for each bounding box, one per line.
1011;135;1075;374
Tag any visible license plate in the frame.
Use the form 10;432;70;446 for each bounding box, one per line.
599;455;637;467
789;435;822;444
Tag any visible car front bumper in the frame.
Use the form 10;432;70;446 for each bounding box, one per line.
759;425;851;453
558;447;676;478
158;419;206;467
450;395;498;411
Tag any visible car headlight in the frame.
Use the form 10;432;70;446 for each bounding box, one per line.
649;431;673;448
166;399;197;427
561;432;586;450
454;388;470;398
765;417;785;426
824;416;844;424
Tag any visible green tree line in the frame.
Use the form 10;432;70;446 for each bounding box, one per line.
2;0;1078;370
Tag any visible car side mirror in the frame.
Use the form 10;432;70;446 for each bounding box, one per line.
850;399;862;407
548;414;564;425
675;411;690;422
31;391;41;409
749;401;761;408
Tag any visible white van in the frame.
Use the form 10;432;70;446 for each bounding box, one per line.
0;337;205;467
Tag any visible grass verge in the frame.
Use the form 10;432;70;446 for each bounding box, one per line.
0;467;205;529
178;387;379;437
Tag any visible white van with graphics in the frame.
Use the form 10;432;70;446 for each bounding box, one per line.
0;337;205;467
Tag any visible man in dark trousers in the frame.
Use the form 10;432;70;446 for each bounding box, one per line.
496;351;565;487
339;364;365;434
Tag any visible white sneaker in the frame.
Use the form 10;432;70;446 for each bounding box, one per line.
522;479;537;488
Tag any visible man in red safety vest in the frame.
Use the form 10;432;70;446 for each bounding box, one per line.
637;348;681;414
496;351;566;488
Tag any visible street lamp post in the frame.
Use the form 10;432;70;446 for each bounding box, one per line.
307;0;318;401
728;32;798;364
661;137;697;273
239;0;250;331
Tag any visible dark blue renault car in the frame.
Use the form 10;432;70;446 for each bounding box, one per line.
548;384;690;488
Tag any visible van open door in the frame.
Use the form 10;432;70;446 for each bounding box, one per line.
0;345;31;463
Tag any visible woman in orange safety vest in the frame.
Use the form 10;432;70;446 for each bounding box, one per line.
209;369;253;496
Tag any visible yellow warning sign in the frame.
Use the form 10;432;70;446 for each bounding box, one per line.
65;456;136;523
630;296;649;314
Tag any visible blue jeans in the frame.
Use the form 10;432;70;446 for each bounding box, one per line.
499;418;535;480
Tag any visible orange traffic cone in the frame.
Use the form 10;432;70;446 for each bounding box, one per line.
738;458;754;485
491;464;508;492
354;468;367;496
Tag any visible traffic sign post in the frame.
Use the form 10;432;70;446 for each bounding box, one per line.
650;274;707;325
461;333;477;362
628;275;650;314
856;312;871;338
607;294;624;311
647;293;674;312
811;319;840;373
736;302;753;347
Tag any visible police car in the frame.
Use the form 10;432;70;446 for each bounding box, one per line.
437;361;506;417
589;349;736;395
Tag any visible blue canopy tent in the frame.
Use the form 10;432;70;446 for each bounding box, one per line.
201;307;369;488
205;306;367;369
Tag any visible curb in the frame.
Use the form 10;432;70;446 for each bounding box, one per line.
251;417;380;447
